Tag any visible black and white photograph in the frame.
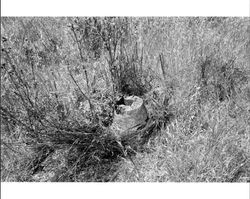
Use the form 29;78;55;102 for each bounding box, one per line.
1;0;250;198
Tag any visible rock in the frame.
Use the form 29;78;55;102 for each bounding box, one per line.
111;96;148;139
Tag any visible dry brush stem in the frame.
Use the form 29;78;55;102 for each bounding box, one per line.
69;23;94;118
159;53;167;82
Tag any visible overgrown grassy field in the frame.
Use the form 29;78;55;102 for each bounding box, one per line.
1;17;250;182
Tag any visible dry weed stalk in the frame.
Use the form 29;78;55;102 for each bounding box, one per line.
69;23;94;118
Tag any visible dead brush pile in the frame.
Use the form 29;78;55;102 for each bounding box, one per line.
1;98;166;182
0;58;161;182
1;19;164;182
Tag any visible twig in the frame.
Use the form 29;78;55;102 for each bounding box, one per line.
1;141;27;156
67;68;94;118
159;53;167;81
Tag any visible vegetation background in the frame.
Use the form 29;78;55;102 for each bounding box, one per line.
1;17;250;182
